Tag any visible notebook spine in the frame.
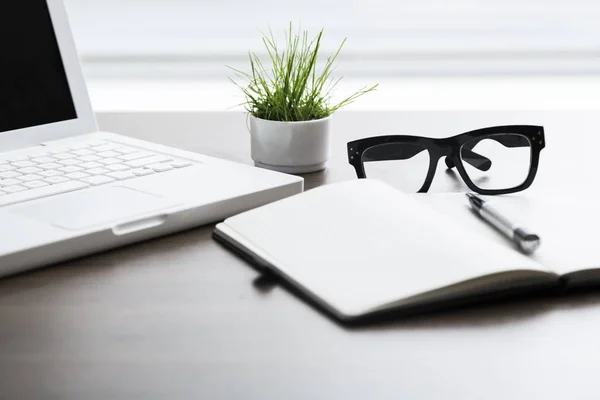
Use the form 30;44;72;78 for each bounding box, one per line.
212;228;271;273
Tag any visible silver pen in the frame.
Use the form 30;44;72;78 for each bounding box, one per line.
465;193;541;254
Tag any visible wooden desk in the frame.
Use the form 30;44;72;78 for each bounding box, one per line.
1;111;600;399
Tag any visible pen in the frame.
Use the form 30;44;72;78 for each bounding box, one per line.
465;193;541;254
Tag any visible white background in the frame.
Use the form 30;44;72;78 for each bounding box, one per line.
62;0;600;111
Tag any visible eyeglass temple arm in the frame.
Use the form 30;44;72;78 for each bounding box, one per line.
445;149;492;171
445;135;529;171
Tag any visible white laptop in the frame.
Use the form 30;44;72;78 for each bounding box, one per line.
0;0;303;277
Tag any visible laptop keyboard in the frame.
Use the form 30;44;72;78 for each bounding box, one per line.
0;140;195;206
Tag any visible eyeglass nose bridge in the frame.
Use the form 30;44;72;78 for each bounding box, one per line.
426;142;460;169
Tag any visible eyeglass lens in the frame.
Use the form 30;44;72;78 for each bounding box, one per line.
361;143;430;192
460;133;531;191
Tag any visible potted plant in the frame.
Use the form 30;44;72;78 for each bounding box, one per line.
229;24;378;174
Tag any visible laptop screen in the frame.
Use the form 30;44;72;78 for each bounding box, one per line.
0;1;77;133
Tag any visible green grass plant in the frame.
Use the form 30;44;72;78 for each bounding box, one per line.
229;23;378;122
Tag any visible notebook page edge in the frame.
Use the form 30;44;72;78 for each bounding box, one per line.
369;269;560;315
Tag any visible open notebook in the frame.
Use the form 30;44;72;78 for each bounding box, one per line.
213;179;600;322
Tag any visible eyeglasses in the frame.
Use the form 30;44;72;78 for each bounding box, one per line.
347;125;545;195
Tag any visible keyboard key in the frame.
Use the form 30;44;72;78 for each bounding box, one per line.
107;171;136;180
86;141;106;147
78;155;102;162
26;151;49;158
131;168;155;176
0;165;15;172
6;155;28;162
57;159;80;167
172;160;192;168
19;174;44;182
81;175;115;186
68;143;90;150
79;161;103;169
106;164;129;172
53;153;75;160
148;163;174;172
17;167;42;174
119;152;151;161
71;149;95;156
126;155;172;168
39;170;63;177
97;150;120;158
23;180;49;189
31;156;57;164
87;167;110;175
0;171;21;179
3;185;27;193
99;157;122;165
12;160;35;168
94;143;119;152
0;179;21;186
65;172;90;180
43;176;70;184
39;162;63;170
114;147;137;154
0;181;90;207
58;166;83;173
47;148;69;155
58;159;82;166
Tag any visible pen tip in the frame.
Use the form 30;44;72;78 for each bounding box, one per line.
465;192;484;208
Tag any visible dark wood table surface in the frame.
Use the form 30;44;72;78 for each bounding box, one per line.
2;111;600;399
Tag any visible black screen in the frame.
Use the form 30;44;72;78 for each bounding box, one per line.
0;1;77;133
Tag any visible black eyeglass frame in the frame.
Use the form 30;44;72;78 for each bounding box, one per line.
347;125;545;195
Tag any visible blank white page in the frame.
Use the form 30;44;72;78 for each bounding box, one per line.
417;188;600;276
219;180;546;318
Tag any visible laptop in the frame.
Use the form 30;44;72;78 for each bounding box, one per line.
0;0;303;277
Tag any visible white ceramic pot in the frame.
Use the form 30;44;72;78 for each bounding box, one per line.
249;115;332;174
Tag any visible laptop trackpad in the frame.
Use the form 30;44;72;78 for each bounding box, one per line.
11;186;179;230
